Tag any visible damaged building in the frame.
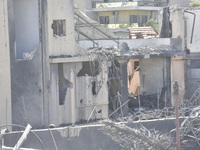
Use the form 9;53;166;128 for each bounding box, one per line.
0;0;115;129
1;0;200;149
158;5;200;103
0;0;187;129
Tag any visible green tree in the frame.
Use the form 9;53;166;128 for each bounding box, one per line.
143;18;159;33
191;1;200;7
119;24;136;28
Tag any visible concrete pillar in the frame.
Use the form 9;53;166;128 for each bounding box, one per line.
171;56;185;106
0;0;12;127
118;59;129;116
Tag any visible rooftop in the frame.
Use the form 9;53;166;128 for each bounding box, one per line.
128;27;158;39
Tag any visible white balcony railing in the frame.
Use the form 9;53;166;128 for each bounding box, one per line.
93;1;168;8
96;2;138;8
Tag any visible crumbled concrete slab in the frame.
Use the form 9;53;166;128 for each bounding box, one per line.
49;43;185;63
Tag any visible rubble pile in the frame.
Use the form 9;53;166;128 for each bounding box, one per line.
121;108;175;121
100;120;175;150
179;106;200;149
100;102;200;149
85;44;184;59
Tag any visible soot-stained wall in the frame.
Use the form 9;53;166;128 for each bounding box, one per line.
14;0;40;59
8;0;43;128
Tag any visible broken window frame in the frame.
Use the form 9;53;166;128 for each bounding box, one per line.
52;20;66;37
134;61;140;71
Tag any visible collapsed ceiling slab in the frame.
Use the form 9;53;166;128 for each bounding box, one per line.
49;44;185;63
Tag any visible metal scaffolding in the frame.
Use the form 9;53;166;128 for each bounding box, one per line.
74;8;119;48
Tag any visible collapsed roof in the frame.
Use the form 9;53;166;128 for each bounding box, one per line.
49;43;184;63
128;27;158;39
86;44;185;60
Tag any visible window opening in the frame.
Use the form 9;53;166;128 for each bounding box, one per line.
58;64;72;105
130;15;140;26
92;81;97;95
52;20;66;36
14;0;40;59
99;16;109;24
134;61;140;71
141;15;148;26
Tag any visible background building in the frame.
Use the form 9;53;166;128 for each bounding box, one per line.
0;0;110;129
86;0;169;38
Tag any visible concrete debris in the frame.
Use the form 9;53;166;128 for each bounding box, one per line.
13;124;32;150
49;43;184;61
100;120;175;150
85;44;184;60
22;45;39;60
179;106;200;149
101;103;200;150
120;42;130;51
1;1;200;150
120;108;175;121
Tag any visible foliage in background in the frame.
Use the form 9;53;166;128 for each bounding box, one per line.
119;23;137;28
143;18;159;33
190;1;200;7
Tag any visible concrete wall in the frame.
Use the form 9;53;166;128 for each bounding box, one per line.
7;0;44;128
47;0;78;56
14;0;40;59
139;58;171;99
10;47;44;128
0;0;12;127
128;59;140;95
169;0;190;7
4;0;111;129
169;8;186;50
172;56;185;105
185;54;200;99
49;61;109;126
159;8;200;102
49;63;79;125
45;0;109;126
140;58;164;95
185;10;200;53
76;61;109;121
161;8;200;53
